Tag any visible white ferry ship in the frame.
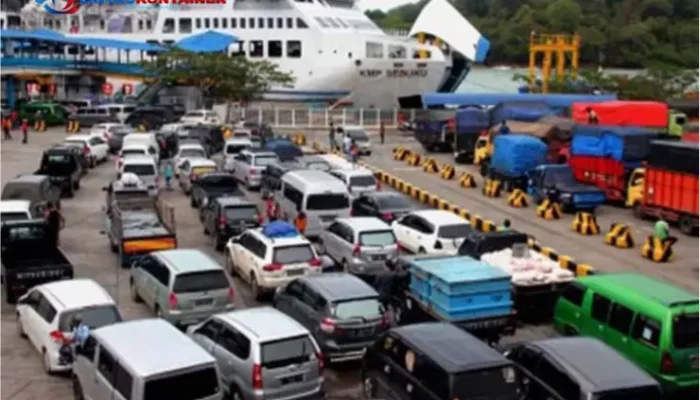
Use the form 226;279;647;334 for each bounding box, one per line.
9;0;489;107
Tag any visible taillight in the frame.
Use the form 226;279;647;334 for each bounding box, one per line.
661;352;674;374
50;330;66;344
262;263;283;272
250;169;258;176
190;173;198;182
434;241;443;249
316;352;325;374
309;258;322;267
168;293;178;310
219;216;226;229
381;311;392;327
83;146;90;154
381;212;394;221
252;363;263;389
256;214;264;225
227;286;235;303
352;244;361;257
319;318;336;333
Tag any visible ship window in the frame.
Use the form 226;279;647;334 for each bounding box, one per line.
325;18;339;28
163;18;175;33
222;18;227;28
287;40;302;58
204;19;211;29
286;18;293;28
268;40;282;58
100;19;105;30
163;40;174;46
366;42;384;58
336;18;348;28
196;18;201;29
315;17;328;28
258;18;264;28
267;18;274;28
249;18;255;28
213;18;219;29
56;20;61;29
388;44;406;59
146;20;153;30
297;18;308;28
179;18;192;34
231;18;236;28
276;18;283;28
138;20;144;30
249;41;264;57
240;18;246;28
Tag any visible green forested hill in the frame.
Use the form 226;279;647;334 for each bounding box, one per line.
365;0;699;69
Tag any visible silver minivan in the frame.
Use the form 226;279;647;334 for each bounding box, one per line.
223;138;253;172
319;217;398;275
129;249;235;327
187;307;325;400
328;168;379;198
72;318;223;400
274;170;351;238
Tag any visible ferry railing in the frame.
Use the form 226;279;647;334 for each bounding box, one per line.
234;107;407;129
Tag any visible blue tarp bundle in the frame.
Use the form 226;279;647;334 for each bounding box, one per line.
571;126;662;161
0;29;164;52
264;139;302;161
492;135;548;177
175;30;238;53
489;102;556;124
455;108;490;132
262;221;298;238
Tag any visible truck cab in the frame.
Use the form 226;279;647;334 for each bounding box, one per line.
625;167;646;208
473;132;492;165
527;165;606;211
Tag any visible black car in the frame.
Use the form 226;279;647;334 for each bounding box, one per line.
352;192;415;223
260;162;303;196
362;322;520;400
59;142;91;172
125;106;177;130
188;124;225;156
190;172;241;208
36;146;84;198
202;197;261;251
506;337;662;400
107;127;135;154
273;273;390;363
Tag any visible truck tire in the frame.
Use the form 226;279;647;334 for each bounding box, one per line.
66;187;74;199
73;180;80;191
632;203;645;220
679;215;696;236
190;196;197;208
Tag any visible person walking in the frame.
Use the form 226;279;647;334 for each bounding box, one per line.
350;139;359;167
654;218;670;242
379;120;385;145
3;118;12;140
21;118;29;144
163;162;174;190
45;202;65;247
328;121;336;150
499;120;510;135
500;219;511;231
294;207;308;235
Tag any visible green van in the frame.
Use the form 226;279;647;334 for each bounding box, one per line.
19;102;69;126
554;273;698;397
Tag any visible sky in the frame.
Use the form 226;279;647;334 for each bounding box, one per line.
358;0;413;11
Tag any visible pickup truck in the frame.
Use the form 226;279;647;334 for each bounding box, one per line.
1;219;74;303
527;165;606;212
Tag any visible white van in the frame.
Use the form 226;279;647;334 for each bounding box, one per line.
274;170;351;237
72;318;223;400
120;155;159;195
122;133;159;162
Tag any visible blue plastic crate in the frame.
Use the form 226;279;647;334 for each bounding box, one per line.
409;276;431;299
421;258;512;296
429;301;514;322
430;286;512;315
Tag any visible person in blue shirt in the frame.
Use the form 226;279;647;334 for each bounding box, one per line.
499;120;510;135
70;315;90;347
163;162;174;190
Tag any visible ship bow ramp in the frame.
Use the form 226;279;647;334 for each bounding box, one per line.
408;0;490;63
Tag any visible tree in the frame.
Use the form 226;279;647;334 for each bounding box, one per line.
143;50;294;121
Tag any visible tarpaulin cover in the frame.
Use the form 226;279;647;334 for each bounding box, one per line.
492;135;547;177
647;140;699;175
175;30;238;53
264;139;302;161
455;108;490;132
420;93;617;108
570;126;661;161
489;102;555;125
571;101;669;128
262;221;298;238
489;121;562;141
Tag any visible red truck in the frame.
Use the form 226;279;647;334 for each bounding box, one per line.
569;155;633;202
629;141;699;235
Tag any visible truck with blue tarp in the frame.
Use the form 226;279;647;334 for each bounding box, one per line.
488;101;557;125
387;255;517;344
412;109;457;152
526;164;606;211
482;134;548;191
453;107;490;162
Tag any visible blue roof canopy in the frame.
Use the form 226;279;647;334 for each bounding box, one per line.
0;29;163;52
175;30;238;53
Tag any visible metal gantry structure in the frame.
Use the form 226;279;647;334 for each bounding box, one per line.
528;32;581;93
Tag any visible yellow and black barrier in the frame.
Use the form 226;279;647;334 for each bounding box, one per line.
604;223;634;248
458;172;477;188
392;147;410;161
439;164;456;180
33;119;47;132
482;179;502;198
507;189;528;208
292;133;306;146
406;152;421;166
641;236;675;262
572;212;600;235
529;241;596;277
66;120;81;133
470;215;497;232
422;158;439;174
536;199;563;220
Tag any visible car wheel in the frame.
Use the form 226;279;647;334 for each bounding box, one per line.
74;180;80;190
190;196;197;208
418;247;426;254
155;305;164;319
230;386;243;400
363;374;378;399
66;187;74;199
251;274;264;301
89;157;96;169
16;314;27;338
130;280;142;303
214;234;224;252
43;349;54;374
72;376;85;400
203;226;209;235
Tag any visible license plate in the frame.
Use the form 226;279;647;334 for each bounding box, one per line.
372;254;387;261
692;357;698;369
349;328;373;338
194;298;213;307
320;215;336;222
280;374;304;385
286;269;305;277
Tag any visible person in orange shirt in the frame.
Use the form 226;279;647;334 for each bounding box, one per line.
294;207;307;235
2;118;12;140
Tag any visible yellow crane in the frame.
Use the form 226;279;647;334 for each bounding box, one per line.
528;32;581;93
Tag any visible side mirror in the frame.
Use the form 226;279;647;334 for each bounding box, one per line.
101;186;108;191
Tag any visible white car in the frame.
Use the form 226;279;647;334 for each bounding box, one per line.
63;134;110;168
90;123;127;141
223;138;253;172
391;210;472;255
339;125;372;155
225;224;322;300
328;167;379;198
15;279;122;374
180;109;221;125
115;143;157;172
173;143;207;175
0;199;35;223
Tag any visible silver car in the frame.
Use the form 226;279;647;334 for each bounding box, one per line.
319;217;398;275
187;307;325;400
129;249;235;328
328;168;379;198
232;149;279;190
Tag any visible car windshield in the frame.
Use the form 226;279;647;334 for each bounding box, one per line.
180;148;205;158
307;161;330;171
346;129;369;140
200;175;238;189
260;335;315;369
184;112;204;117
438;223;472;239
350;175;376;187
1;212;29;223
172;270;229;293
453;367;519;399
225;144;250;154
332;298;382;319
58;305;122;331
273;244;315;264
543;167;575;186
224;206;258;220
306;193;349;210
672;313;699;349
254;155;279;167
122;149;146;156
359;230;396;246
596;386;662;400
376;195;412;209
43;153;75;174
123;164;155;176
143;366;219;400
